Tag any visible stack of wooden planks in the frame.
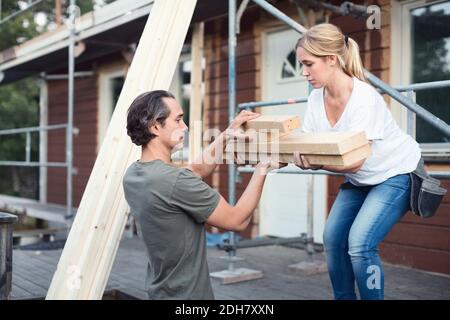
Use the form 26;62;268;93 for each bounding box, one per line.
225;115;371;166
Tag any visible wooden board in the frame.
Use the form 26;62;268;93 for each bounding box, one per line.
223;151;294;164
304;143;372;166
225;144;371;167
226;131;368;155
46;0;198;300
243;115;300;133
227;131;368;155
242;129;292;142
274;131;368;154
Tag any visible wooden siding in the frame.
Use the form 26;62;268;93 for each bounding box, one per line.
47;74;98;207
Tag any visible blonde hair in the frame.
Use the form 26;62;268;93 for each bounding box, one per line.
296;23;366;82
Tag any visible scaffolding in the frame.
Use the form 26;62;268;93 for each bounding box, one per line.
215;0;450;281
0;0;449;287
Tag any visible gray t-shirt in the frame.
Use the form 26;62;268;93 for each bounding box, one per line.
122;159;220;300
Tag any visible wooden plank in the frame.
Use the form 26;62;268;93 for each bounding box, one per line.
188;22;204;163
46;0;198;300
243;129;292;142
223;151;294;164
304;143;372;166
0;194;68;223
226;131;369;155
225;144;371;166
244;115;300;133
272;131;368;154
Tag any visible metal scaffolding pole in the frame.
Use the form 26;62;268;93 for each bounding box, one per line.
210;0;264;284
66;0;76;222
227;0;237;270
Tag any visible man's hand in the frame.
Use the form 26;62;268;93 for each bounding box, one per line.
293;151;323;170
224;110;260;141
255;160;288;175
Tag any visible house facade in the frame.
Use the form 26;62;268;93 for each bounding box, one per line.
1;0;449;275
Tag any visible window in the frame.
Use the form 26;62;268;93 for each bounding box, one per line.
280;50;303;81
110;76;125;110
411;1;450;143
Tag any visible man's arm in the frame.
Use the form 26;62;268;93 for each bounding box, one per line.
205;162;275;231
188;110;260;178
188;132;228;178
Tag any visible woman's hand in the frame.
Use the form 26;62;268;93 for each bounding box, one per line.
293;151;323;170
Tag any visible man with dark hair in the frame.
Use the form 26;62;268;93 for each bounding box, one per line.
123;90;281;299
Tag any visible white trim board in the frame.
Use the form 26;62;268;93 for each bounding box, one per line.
97;62;128;153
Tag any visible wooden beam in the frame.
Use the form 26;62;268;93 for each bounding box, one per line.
225;143;372;166
242;129;292;142
304;143;372;166
224;152;294;164
249;131;369;154
244;115;300;133
226;131;368;154
46;0;198;300
188;22;204;163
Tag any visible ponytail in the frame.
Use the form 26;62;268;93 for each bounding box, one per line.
344;37;366;82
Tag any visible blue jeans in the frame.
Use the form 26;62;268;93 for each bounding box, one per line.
323;174;411;300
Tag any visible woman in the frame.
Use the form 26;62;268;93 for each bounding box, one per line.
293;23;421;300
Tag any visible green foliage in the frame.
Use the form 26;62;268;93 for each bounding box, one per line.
0;3;40;50
0;0;117;51
0;0;117;199
0;78;40;161
0;78;40;198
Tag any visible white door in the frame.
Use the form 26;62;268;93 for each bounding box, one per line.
259;28;327;243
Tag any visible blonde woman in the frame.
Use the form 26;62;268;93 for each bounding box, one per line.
294;23;421;300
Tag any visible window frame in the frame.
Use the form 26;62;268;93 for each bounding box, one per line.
391;0;450;155
97;63;127;153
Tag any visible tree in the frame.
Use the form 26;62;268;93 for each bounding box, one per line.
0;78;39;198
0;0;115;199
1;1;116;51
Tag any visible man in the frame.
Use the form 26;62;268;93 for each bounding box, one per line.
123;90;281;299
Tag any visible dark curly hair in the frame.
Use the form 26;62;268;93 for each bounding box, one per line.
126;90;174;146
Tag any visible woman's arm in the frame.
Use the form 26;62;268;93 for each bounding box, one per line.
322;159;365;173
